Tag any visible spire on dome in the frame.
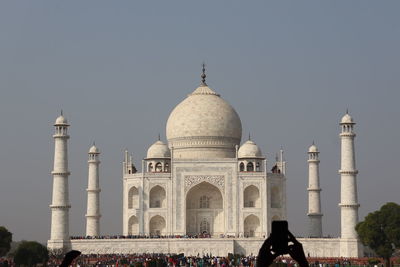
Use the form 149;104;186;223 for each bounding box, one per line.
158;133;161;141
201;63;207;86
248;132;251;141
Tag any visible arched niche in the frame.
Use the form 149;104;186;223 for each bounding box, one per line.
128;186;139;209
149;185;166;208
271;215;280;221
247;162;254;172
149;215;166;236
244;214;260;237
271;186;281;208
243;185;260;208
128;215;139;235
155;162;162;172
239;162;245;172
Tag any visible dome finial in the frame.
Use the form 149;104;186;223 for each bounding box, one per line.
60;109;63;116
248;132;251;141
158;133;161;141
201;62;207;86
346;108;349;114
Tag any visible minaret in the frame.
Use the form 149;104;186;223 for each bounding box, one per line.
307;143;323;237
48;113;71;250
339;112;360;239
85;144;101;237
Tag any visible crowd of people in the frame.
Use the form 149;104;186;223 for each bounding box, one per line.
70;233;246;240
45;253;384;267
47;253;260;267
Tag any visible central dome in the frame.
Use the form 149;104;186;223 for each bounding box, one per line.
166;84;242;159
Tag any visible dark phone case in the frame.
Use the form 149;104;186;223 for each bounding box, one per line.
271;221;289;255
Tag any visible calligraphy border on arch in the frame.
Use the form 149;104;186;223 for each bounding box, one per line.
184;175;225;193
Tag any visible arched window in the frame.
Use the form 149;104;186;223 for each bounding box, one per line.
164;162;169;172
200;195;210;209
155;162;162;172
239;162;245;172
247;162;254;172
256;162;260;172
148;163;153;172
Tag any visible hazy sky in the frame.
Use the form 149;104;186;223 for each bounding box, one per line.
1;1;400;243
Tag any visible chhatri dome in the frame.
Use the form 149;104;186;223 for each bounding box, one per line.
89;144;100;154
340;112;354;124
55;113;68;125
308;143;318;153
147;139;171;159
238;139;263;158
166;65;242;159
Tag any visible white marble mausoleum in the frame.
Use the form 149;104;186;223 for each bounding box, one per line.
47;67;363;257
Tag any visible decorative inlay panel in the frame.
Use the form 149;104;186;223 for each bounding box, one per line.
184;175;225;193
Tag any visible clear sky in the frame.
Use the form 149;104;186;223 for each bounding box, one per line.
0;1;399;243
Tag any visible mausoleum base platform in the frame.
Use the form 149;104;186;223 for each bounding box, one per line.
66;238;363;257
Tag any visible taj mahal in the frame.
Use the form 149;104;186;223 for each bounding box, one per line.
47;67;363;257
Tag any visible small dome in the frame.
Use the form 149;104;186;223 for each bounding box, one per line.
55;115;68;125
147;140;171;159
238;140;263;158
308;144;318;153
340;113;354;124
89;145;99;154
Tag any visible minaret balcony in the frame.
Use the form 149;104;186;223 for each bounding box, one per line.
86;188;101;193
339;132;356;137
49;204;71;209
307;212;323;216
338;170;358;175
85;214;101;219
51;171;71;175
338;203;360;208
307;188;322;192
53;134;70;139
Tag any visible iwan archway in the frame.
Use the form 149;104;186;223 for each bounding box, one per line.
185;182;224;236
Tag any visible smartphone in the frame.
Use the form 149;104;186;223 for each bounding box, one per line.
271;220;289;255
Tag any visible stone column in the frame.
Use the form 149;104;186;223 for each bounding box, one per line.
307;143;323;237
85;144;101;236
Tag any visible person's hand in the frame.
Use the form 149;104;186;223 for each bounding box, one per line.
59;250;81;267
257;235;278;267
288;232;308;267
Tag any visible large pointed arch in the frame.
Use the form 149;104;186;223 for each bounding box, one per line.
185;182;224;236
